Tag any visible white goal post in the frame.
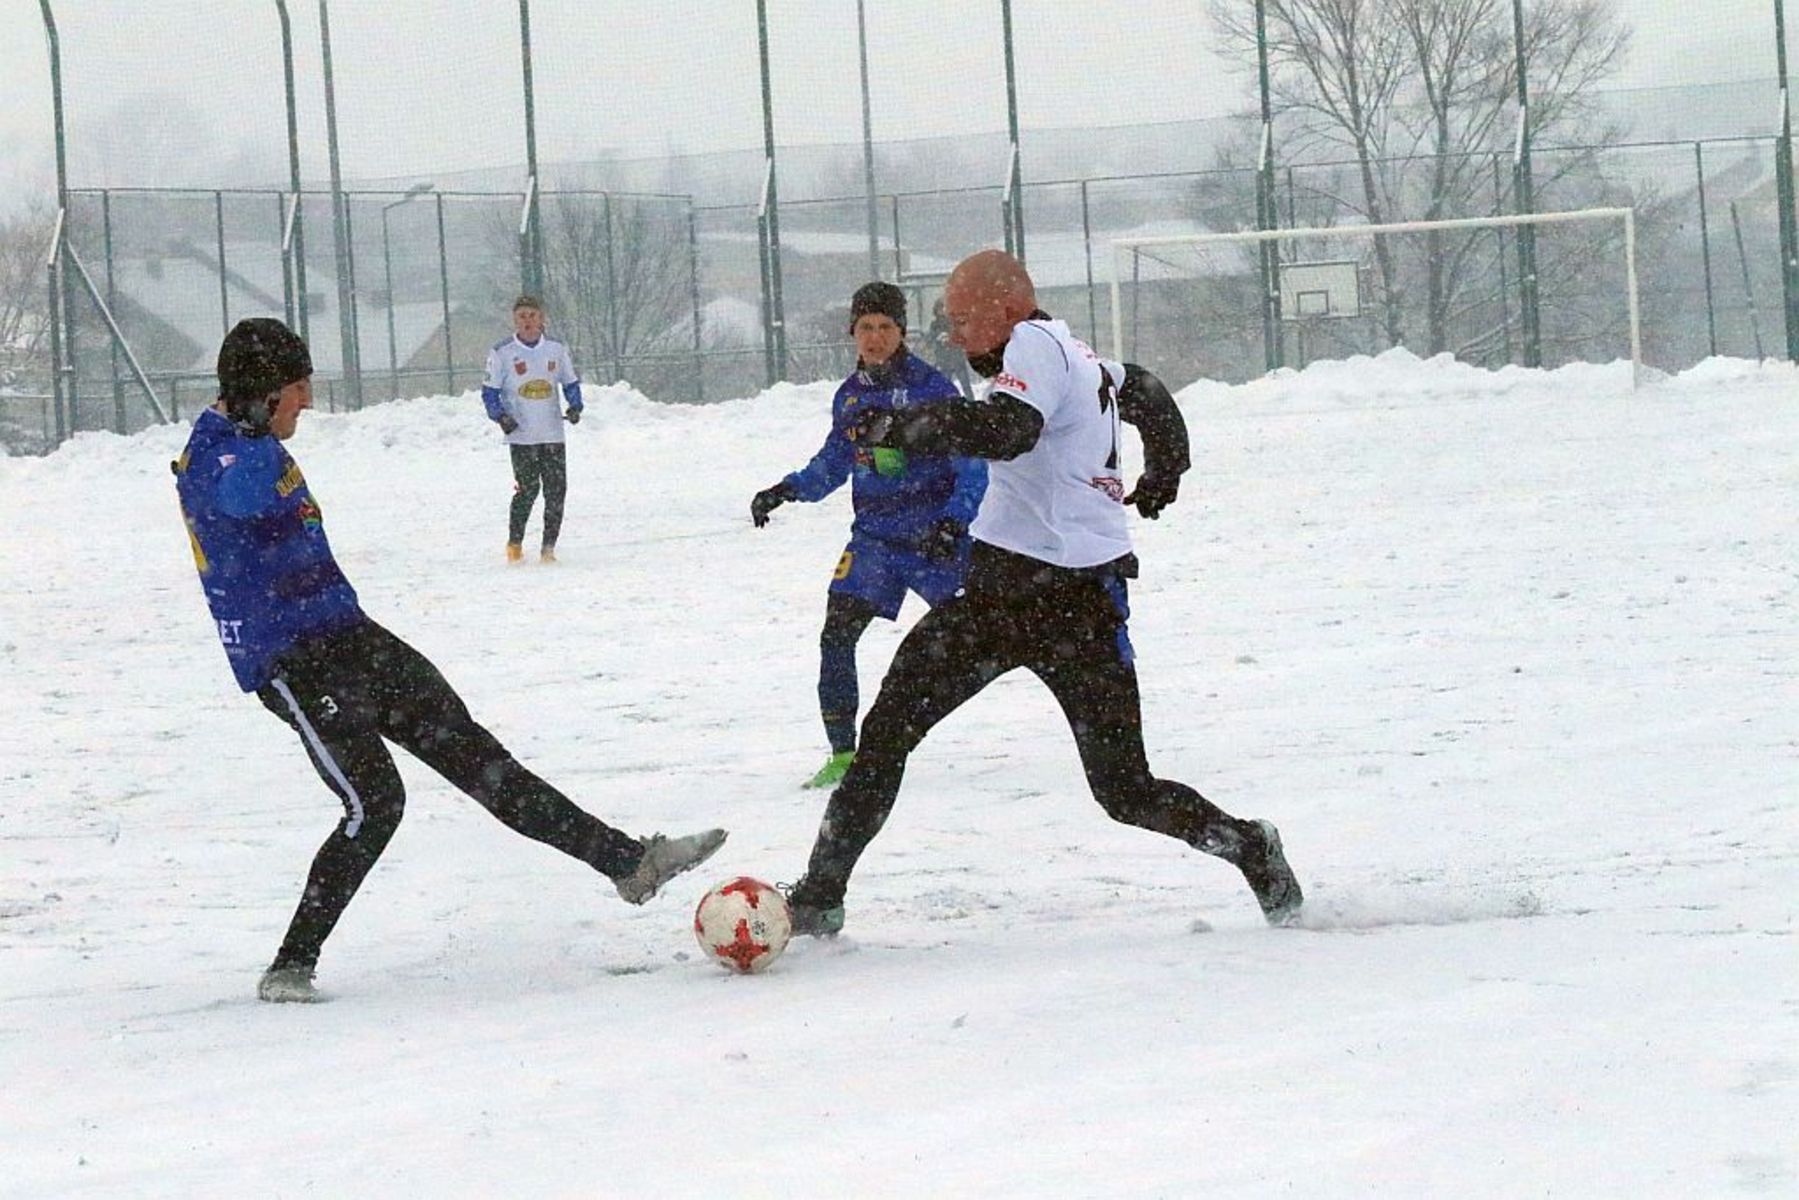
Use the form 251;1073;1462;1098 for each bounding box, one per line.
1108;206;1641;384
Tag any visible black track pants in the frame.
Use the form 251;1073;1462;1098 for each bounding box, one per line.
508;442;568;548
256;618;639;970
799;543;1253;904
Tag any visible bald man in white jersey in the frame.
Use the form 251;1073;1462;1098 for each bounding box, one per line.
785;250;1303;937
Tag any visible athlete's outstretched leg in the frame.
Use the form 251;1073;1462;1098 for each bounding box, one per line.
818;592;879;755
353;622;644;879
794;595;1011;911
1028;576;1302;922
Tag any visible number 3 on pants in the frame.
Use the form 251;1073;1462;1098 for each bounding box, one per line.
833;550;854;581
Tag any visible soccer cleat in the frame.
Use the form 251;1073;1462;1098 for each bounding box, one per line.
614;828;728;905
802;749;855;791
506;542;524;564
257;964;322;1003
1241;819;1303;926
540;546;557;564
782;877;846;937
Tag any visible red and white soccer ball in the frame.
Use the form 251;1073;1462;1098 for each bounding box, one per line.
694;877;792;974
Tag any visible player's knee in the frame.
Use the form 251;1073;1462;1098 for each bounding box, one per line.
349;789;405;849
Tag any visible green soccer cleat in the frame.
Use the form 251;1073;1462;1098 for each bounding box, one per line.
802;750;855;791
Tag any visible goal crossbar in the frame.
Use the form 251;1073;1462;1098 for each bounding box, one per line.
1108;206;1641;384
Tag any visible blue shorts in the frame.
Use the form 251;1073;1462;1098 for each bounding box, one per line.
828;533;967;620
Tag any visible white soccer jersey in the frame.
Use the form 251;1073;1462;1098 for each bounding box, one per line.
969;318;1131;569
484;334;580;446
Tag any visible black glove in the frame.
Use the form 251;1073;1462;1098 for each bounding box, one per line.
497;414;519;435
845;406;900;447
564;408;582;424
921;516;966;563
751;482;796;528
1123;472;1181;520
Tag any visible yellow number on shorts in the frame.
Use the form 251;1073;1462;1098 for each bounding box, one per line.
833;550;853;581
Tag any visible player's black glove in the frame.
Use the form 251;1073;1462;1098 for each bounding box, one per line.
751;481;797;528
921;516;966;562
564;408;582;424
1123;472;1181;520
497;414;519;435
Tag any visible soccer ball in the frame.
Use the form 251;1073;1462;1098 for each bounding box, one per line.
693;877;792;974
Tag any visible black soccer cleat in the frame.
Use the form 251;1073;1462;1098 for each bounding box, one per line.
782;877;846;937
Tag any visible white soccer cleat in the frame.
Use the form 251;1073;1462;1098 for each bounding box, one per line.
257;964;323;1003
615;828;728;905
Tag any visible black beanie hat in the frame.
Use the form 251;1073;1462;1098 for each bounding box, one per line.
849;281;907;333
218;318;311;433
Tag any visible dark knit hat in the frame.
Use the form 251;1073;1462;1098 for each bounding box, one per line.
217;317;311;433
848;281;907;332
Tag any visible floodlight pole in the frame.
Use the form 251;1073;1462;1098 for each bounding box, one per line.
1512;0;1543;367
39;0;73;439
319;0;363;407
756;0;788;381
275;1;308;342
1001;0;1025;262
1774;0;1799;359
857;0;881;280
519;0;544;297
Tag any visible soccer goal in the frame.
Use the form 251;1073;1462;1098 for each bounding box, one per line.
1108;206;1642;384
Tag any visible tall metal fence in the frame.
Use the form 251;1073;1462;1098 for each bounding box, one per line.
7;0;1799;454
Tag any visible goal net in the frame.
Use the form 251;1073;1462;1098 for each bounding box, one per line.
1107;207;1642;385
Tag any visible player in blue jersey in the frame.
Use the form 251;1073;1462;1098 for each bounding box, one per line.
481;295;583;563
750;282;987;790
174;318;724;1003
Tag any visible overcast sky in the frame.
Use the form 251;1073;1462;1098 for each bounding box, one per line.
0;0;1791;208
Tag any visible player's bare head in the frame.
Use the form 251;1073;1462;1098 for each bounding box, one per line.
944;250;1037;358
947;250;1035;314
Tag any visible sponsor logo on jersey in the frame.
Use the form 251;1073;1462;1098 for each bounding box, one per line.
548;360;558;372
513;359;528;375
275;461;306;498
1088;475;1125;502
994;372;1029;393
297;495;323;531
519;379;555;400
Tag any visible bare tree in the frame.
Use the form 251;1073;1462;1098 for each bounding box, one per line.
541;192;696;385
1209;0;1629;353
0;199;55;385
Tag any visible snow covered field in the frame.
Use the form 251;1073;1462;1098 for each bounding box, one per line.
2;351;1793;1197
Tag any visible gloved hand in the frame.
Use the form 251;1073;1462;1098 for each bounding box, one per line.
497;414;519;435
751;482;796;528
564;408;582;424
1123;472;1180;519
921;516;966;562
845;407;896;447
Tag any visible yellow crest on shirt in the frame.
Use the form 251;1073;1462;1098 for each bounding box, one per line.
520;379;555;400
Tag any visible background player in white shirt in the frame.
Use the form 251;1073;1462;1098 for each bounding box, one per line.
785;250;1302;937
481;295;584;563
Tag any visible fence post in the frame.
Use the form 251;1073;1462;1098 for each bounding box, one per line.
437;192;454;394
1694;142;1719;358
518;0;545;296
102;189;124;433
1255;0;1283;371
1729;198;1766;358
604;192;623;384
1511;0;1543;367
215;190;230;338
276;1;309;343
687;202;705;404
1000;0;1024;261
1775;0;1799;359
1080;178;1097;341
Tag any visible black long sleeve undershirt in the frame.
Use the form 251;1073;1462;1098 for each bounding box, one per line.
1117;363;1189;481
